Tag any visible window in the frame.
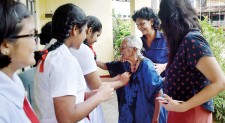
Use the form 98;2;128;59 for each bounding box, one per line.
212;15;224;21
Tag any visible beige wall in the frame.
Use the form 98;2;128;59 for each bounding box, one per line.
130;0;151;36
36;0;113;75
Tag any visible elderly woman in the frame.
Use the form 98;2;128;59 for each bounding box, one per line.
104;35;166;123
0;0;39;122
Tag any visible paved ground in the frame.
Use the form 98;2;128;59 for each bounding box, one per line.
101;93;118;123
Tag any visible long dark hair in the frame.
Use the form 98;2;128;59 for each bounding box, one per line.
39;21;52;45
87;15;102;33
158;0;201;66
132;7;160;30
84;15;102;46
35;3;87;64
0;0;31;69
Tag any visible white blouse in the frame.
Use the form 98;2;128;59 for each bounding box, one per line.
0;71;31;123
70;44;97;75
34;44;87;123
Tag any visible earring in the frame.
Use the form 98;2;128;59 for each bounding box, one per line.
5;51;9;55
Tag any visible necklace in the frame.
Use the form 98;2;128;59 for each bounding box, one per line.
132;57;139;73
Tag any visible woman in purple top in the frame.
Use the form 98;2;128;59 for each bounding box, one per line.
132;7;168;77
158;0;225;123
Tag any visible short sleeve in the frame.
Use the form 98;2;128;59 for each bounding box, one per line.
70;44;97;75
184;33;213;67
106;61;130;77
140;59;163;96
47;53;79;98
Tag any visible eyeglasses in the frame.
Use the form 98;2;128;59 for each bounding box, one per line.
9;33;39;39
120;46;134;50
136;22;146;27
9;29;39;39
8;30;39;43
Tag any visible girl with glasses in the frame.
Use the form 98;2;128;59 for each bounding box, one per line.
0;0;39;122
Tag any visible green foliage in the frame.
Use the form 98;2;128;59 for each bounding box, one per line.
112;10;131;60
213;91;225;123
200;18;225;123
200;19;225;72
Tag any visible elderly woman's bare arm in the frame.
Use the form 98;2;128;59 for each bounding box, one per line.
96;60;108;70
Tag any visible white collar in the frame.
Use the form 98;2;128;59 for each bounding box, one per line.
0;71;25;109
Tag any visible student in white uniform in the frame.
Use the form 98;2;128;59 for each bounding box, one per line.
70;16;130;123
34;3;115;123
0;0;39;122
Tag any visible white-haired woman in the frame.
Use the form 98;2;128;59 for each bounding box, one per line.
99;35;167;123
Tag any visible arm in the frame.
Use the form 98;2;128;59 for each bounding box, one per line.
96;60;108;70
84;71;102;90
84;90;98;99
54;85;114;123
152;90;163;123
85;70;130;90
161;56;225;112
84;70;129;90
102;72;130;89
101;75;120;82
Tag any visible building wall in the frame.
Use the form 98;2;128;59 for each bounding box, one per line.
112;1;130;20
36;0;113;75
130;0;151;36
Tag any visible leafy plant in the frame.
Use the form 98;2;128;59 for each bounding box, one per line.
112;9;131;60
200;17;225;123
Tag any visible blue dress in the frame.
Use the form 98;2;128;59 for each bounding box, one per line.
106;58;167;123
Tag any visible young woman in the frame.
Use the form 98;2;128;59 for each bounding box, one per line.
70;15;130;123
34;3;114;123
83;15;102;60
0;0;39;122
158;0;225;123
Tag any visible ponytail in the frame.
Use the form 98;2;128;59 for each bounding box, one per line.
34;40;63;66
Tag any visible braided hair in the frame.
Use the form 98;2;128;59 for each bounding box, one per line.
34;3;87;64
0;0;31;69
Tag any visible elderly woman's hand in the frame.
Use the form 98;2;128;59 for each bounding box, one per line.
119;72;131;85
